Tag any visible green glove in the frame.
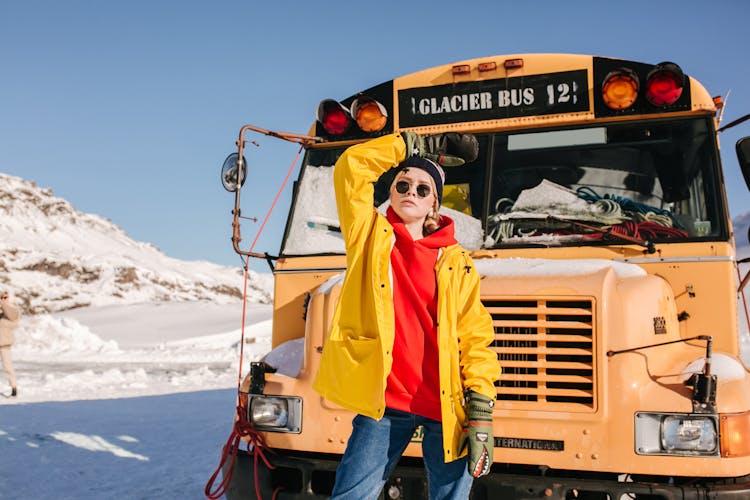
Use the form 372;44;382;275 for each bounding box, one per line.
401;132;466;167
460;390;495;478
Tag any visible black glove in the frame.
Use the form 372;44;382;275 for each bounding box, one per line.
401;132;471;167
460;390;495;478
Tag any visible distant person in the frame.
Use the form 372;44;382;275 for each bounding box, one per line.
0;291;20;397
314;133;499;499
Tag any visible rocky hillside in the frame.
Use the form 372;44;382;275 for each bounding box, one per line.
0;173;271;314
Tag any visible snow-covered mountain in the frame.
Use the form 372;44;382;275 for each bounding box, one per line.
2;170;746;315
0;172;272;314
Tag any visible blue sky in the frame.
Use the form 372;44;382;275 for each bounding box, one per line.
1;1;749;272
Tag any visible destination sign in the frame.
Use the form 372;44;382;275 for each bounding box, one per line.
495;437;565;451
398;69;589;127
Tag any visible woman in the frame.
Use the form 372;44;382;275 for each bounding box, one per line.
313;133;498;499
0;291;20;397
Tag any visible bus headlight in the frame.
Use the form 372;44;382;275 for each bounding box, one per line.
249;396;302;433
662;416;717;452
635;412;718;456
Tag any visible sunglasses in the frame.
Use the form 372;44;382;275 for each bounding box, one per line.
394;180;432;198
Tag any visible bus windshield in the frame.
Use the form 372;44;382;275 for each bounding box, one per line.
483;117;724;249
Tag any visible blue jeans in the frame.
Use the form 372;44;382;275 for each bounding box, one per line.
331;408;473;499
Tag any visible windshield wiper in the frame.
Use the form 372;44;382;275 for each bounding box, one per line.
546;215;656;254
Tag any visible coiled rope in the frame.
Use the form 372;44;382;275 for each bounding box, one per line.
576;186;685;229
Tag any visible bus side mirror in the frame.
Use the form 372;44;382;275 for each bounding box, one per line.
737;137;750;190
221;153;247;192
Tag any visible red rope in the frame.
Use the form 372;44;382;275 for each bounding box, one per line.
205;147;303;500
247;146;304;253
607;221;688;240
572;221;688;242
235;145;303;388
204;406;277;499
237;265;251;389
237;148;303;386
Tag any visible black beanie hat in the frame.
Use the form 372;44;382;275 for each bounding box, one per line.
398;155;446;204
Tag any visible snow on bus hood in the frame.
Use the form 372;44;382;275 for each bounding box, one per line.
473;257;646;279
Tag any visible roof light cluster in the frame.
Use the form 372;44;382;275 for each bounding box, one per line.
601;61;685;111
317;96;389;137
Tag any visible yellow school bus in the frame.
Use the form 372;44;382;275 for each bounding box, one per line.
217;54;750;499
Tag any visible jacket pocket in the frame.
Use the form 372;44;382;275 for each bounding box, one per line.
342;336;379;364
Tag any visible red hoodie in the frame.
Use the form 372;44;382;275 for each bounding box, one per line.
384;207;458;421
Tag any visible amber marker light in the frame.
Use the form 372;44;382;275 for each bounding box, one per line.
452;64;471;75
602;68;640;110
238;391;249;417
478;61;497;72
350;97;388;133
646;62;684;106
720;411;750;457
503;58;523;69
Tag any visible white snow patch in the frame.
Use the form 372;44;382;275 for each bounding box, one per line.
263;337;305;377
51;431;150;461
681;353;748;382
474;257;647;279
282;164;485;254
7;302;273;403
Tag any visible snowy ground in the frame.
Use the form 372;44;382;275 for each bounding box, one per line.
2;300;750;500
0;301;273;499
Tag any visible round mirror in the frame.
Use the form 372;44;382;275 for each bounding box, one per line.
737;137;750;190
221;153;247;192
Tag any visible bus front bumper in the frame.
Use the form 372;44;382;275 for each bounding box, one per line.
221;448;750;499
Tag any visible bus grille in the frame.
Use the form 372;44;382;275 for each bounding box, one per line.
485;298;596;411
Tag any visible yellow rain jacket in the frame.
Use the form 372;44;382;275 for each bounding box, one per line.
312;133;499;462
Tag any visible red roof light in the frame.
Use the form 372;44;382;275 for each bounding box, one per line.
646;62;684;106
317;100;352;135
